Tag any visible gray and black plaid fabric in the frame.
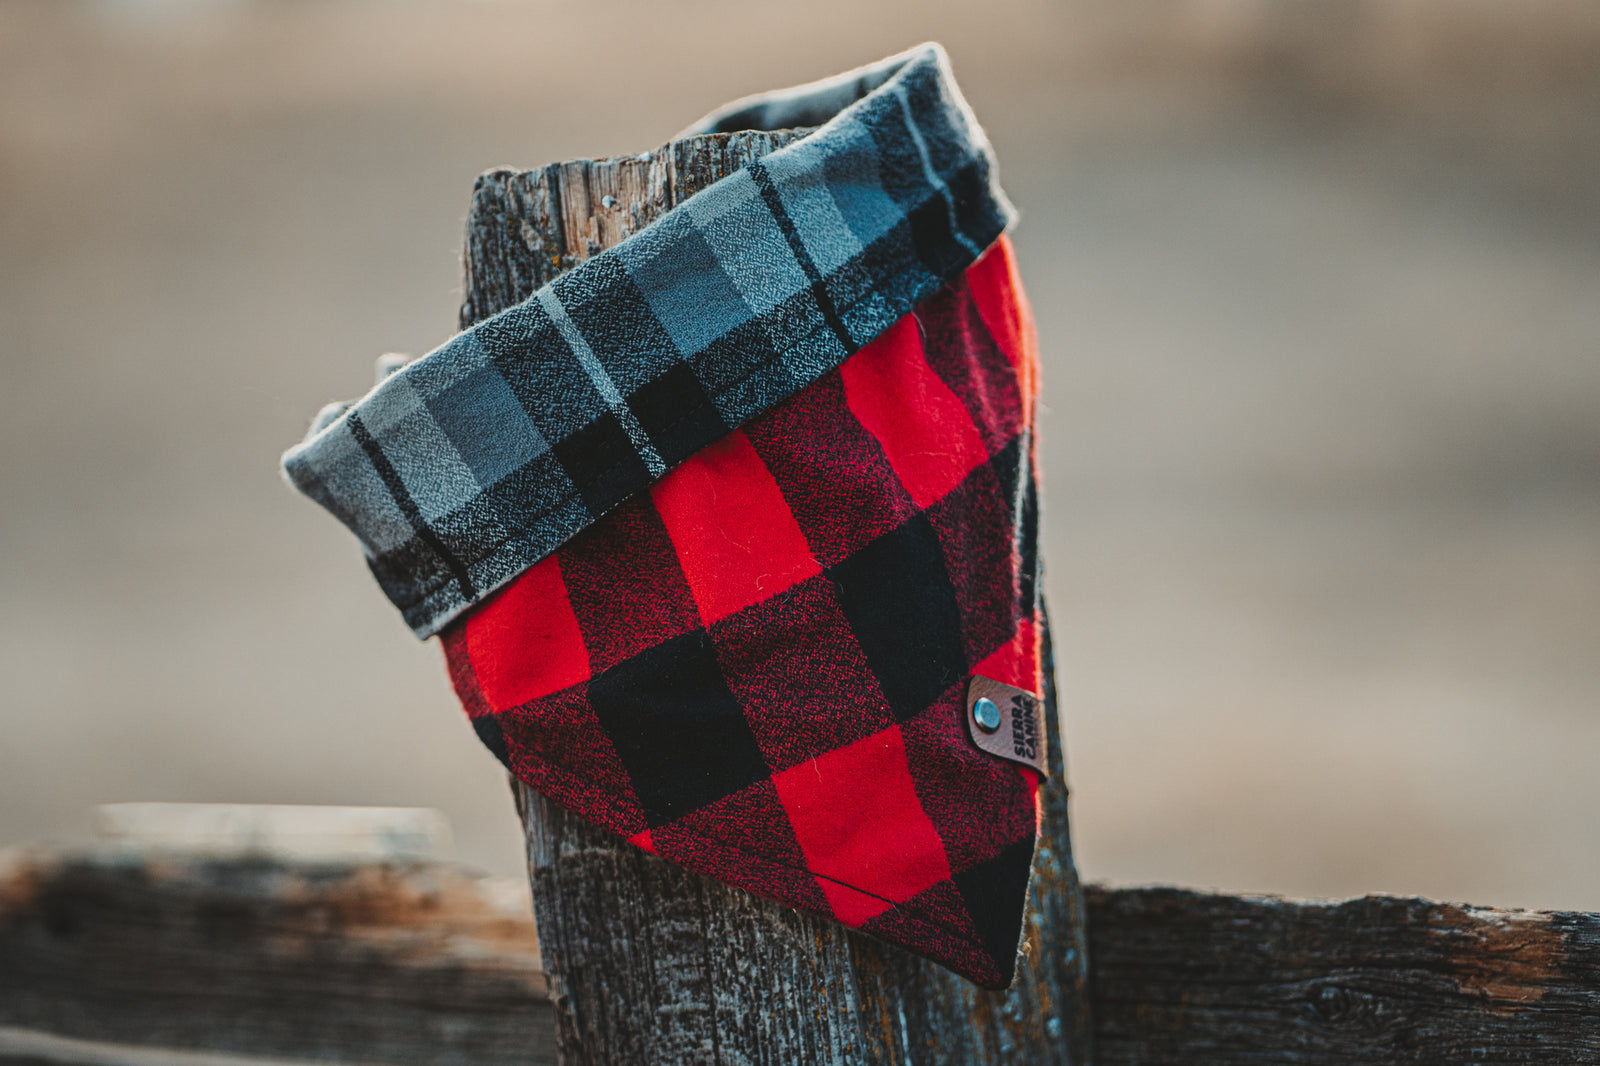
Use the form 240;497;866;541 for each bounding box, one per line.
283;43;1016;637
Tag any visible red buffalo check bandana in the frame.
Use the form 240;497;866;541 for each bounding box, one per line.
286;46;1052;988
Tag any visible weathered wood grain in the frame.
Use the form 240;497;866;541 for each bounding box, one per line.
459;131;816;331
5;854;1598;1064
460;132;1093;1066
1086;885;1600;1065
0;851;552;1066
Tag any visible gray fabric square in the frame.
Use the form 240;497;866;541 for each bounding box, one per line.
406;331;491;399
820;125;904;248
380;405;481;522
425;363;547;490
622;217;754;355
477;300;607;441
763;139;864;273
692;179;811;316
360;371;426;436
293;423;415;554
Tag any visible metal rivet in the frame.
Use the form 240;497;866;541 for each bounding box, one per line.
973;697;1002;733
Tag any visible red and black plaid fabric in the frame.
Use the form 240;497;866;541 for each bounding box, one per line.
443;237;1044;988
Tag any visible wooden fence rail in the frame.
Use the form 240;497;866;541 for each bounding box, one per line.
1086;885;1600;1064
2;852;1596;1065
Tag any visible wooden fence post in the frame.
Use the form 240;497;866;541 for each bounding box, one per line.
460;130;1091;1066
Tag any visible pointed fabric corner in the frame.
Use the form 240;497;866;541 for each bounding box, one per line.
442;237;1047;987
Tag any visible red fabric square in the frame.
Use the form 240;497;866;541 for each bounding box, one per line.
965;236;1036;390
897;696;1039;876
772;725;952;926
651;428;821;623
440;623;491;720
464;553;589;710
818;880;893;927
967;238;1039;475
914;277;1024;455
559;493;700;674
839;314;990;509
709;573;894;773
971;615;1042;695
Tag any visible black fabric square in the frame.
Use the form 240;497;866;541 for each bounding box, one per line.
946;159;997;248
905;194;967;281
628;362;728;468
952;835;1036;975
555;256;685;395
551;411;652;518
989;434;1023;518
1018;459;1039;616
472;715;511;770
840;226;932;339
446;451;574;544
689;317;778;396
828;514;967;721
589;629;770;826
858;106;924;206
983;435;1039;616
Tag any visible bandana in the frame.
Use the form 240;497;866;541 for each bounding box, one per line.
283;44;1049;989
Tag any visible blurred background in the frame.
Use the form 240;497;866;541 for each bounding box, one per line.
2;0;1596;909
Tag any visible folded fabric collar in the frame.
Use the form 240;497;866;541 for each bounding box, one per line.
282;43;1015;637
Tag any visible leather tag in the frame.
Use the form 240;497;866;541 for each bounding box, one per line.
965;676;1048;776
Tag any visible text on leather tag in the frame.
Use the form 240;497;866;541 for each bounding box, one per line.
965;675;1048;776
